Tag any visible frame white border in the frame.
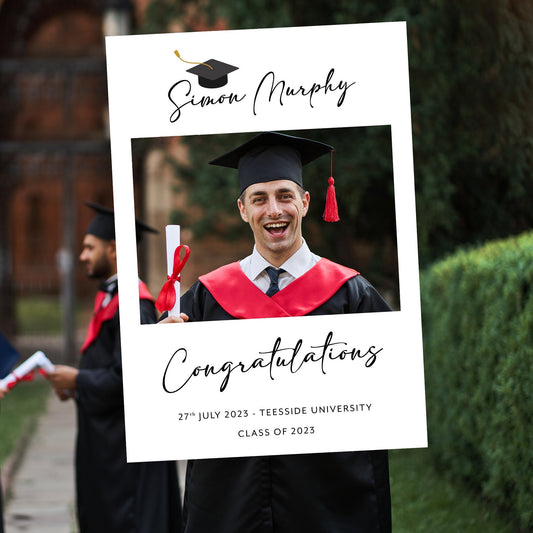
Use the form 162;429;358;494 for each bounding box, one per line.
106;22;426;461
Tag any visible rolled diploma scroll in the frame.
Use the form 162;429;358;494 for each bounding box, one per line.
166;225;181;317
0;350;55;389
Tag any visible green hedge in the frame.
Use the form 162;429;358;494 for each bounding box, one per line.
420;231;533;531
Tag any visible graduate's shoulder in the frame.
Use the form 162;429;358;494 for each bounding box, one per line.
198;261;242;285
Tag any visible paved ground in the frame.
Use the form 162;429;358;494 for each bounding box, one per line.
3;389;186;532
4;391;78;533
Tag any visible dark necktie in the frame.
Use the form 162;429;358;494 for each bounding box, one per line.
265;267;284;297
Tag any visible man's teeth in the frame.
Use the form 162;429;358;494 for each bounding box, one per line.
266;222;287;228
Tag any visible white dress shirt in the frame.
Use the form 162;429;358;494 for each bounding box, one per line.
239;240;320;293
100;274;118;307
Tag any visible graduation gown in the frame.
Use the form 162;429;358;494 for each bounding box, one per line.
76;283;181;533
180;259;392;533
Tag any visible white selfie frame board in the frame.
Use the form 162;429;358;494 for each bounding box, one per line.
105;22;427;462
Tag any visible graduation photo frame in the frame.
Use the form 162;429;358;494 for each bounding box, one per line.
106;22;427;461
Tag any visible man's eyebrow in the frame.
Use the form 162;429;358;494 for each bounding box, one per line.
249;187;295;196
248;190;267;197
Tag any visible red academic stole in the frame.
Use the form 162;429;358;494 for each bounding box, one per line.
80;281;153;353
199;258;359;319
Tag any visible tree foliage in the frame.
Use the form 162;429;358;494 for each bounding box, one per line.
140;0;533;269
407;1;533;263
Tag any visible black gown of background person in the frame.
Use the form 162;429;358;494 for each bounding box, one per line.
76;282;181;532
178;260;392;533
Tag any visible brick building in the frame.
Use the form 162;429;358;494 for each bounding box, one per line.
0;0;249;351
0;2;111;345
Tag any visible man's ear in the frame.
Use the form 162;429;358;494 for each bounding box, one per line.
237;198;249;223
302;191;310;217
107;240;117;262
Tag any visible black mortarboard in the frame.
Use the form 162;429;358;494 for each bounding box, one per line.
85;202;158;243
209;131;340;222
186;59;238;89
209;131;334;193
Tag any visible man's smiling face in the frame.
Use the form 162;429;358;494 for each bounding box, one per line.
238;179;310;267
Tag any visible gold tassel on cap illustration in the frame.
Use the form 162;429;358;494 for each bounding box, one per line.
174;50;213;70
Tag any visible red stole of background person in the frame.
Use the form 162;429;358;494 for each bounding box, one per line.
81;281;153;353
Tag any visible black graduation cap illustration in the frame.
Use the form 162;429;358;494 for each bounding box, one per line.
84;202;158;243
186;59;238;89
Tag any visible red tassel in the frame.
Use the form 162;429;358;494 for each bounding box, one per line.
323;151;339;222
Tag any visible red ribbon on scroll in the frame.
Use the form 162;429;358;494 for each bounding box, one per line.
6;368;48;390
155;245;190;313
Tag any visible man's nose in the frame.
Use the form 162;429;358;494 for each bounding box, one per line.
265;197;282;217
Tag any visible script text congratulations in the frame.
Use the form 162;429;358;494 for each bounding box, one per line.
162;331;383;393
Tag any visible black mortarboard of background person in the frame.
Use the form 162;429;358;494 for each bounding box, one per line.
85;202;158;243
